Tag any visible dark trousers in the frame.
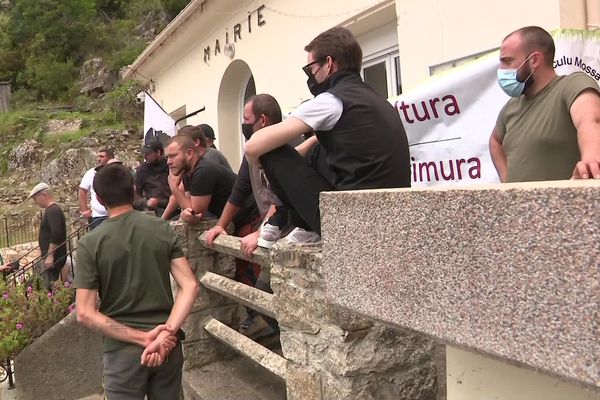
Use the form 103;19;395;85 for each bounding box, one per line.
259;143;334;235
89;216;107;230
102;343;183;400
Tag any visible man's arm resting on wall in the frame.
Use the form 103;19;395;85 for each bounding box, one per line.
489;127;508;183
239;204;278;257
141;257;200;363
205;202;241;245
180;195;211;224
571;89;600;179
162;195;178;220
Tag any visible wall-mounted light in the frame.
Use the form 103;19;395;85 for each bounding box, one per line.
224;43;235;59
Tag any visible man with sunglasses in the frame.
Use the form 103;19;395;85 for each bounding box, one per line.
490;26;600;182
245;27;410;243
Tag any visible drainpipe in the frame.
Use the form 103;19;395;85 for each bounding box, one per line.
587;0;600;30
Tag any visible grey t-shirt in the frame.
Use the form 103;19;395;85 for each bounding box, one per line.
204;147;232;171
496;72;599;182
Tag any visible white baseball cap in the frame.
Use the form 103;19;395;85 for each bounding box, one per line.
28;182;50;198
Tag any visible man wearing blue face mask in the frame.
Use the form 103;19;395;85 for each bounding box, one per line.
489;26;600;182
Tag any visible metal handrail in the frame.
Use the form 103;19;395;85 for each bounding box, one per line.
4;219;91;286
1;219;90;389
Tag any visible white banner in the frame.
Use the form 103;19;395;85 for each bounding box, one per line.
143;91;176;146
393;29;600;187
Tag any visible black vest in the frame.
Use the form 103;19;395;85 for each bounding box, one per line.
316;71;411;190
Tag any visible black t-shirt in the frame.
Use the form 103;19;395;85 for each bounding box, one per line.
182;160;236;217
38;203;67;270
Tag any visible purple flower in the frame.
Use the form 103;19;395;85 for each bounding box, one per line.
26;286;33;293
15;323;23;330
63;281;71;288
68;304;76;314
47;292;53;298
2;292;8;300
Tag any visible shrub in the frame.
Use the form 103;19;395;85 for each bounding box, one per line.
18;56;79;100
104;79;144;123
0;278;74;359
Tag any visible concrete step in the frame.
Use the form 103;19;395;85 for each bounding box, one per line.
183;356;286;400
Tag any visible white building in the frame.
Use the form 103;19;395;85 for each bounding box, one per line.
125;0;598;168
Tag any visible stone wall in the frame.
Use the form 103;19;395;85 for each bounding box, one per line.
14;313;103;400
270;243;437;400
319;180;600;394
170;220;239;370
12;217;439;400
0;241;40;266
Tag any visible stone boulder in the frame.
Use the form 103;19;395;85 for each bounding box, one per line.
79;57;117;97
45;119;83;135
8;139;43;172
134;9;169;43
40;148;96;187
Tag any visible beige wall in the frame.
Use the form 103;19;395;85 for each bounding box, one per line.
395;0;563;88
447;346;600;400
133;0;587;167
144;0;383;167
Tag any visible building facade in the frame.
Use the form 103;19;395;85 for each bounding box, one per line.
125;0;596;168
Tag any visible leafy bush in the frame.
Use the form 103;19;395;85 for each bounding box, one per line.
0;278;74;359
18;56;78;100
105;79;145;123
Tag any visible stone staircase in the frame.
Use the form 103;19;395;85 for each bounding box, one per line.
10;220;439;400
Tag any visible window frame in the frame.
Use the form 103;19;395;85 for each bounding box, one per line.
361;45;401;98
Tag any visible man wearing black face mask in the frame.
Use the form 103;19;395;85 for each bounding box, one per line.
205;93;285;338
134;139;172;217
206;94;286;256
245;27;411;243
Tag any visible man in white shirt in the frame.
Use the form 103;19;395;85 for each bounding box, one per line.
245;27;410;242
79;148;112;230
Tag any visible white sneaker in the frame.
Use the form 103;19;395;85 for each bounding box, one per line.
282;227;321;245
257;222;282;249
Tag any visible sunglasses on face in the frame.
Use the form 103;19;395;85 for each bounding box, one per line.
302;58;326;76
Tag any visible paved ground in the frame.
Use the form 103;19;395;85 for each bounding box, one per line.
0;373;103;400
1;374;16;400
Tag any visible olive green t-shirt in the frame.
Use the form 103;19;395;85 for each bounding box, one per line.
74;210;184;352
495;72;600;182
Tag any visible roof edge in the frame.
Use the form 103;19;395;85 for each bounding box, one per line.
122;0;205;81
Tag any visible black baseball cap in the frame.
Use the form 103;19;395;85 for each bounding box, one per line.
141;139;164;154
199;124;215;140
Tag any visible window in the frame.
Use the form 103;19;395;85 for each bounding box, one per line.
361;49;401;99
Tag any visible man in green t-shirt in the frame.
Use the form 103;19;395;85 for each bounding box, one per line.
74;164;199;399
490;26;600;182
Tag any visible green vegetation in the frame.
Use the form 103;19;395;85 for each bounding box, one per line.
0;88;144;175
0;0;187;100
0;1;178;180
0;278;73;359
